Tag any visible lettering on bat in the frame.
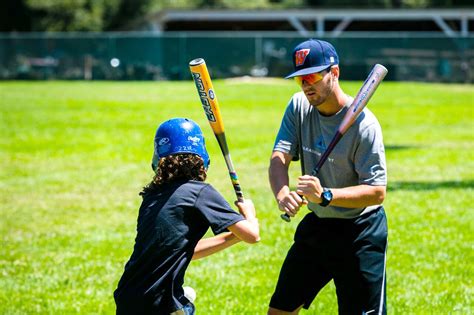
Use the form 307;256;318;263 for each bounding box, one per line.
191;72;216;122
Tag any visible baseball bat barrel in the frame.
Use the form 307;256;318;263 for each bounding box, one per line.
281;64;388;222
337;64;388;135
189;58;244;202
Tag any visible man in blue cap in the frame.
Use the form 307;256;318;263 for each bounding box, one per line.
268;39;388;314
114;118;260;315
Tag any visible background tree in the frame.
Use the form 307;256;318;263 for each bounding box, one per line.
0;0;33;32
0;0;471;32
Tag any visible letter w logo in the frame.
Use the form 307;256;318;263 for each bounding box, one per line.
295;49;310;66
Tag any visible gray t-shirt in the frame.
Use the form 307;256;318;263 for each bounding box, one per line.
274;91;387;219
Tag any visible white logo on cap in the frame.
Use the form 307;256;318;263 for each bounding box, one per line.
330;56;335;63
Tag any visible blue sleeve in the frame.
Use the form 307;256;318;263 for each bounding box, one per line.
273;98;299;159
194;184;245;235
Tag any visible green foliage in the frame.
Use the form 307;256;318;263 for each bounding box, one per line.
189;0;303;9
1;80;473;314
23;0;151;31
3;0;472;31
26;0;111;31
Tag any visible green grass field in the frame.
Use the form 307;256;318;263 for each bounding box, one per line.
1;80;473;314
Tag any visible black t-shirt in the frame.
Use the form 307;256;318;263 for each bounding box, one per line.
114;180;244;314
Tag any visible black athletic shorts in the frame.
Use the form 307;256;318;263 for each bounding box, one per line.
269;207;388;314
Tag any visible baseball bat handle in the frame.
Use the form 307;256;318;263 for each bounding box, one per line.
280;132;343;222
218;133;245;202
229;171;245;202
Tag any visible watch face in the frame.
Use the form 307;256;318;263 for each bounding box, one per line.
323;190;333;200
320;190;333;207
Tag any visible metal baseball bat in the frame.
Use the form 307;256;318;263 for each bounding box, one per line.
189;58;244;202
281;64;388;222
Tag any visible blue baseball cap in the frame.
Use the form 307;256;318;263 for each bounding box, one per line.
152;118;210;171
285;39;339;79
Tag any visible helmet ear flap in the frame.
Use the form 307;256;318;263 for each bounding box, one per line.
151;152;160;171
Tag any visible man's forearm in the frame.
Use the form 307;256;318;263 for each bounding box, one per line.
269;155;290;201
330;185;386;208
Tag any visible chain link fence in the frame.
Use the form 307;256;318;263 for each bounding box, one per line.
0;32;472;82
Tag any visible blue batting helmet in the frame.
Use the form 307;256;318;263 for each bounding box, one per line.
151;118;210;171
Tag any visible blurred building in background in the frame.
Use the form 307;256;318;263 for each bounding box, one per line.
0;9;472;82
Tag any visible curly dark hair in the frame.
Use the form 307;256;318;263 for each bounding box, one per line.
140;153;207;196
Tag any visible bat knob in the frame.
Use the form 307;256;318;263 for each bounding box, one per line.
280;213;291;222
189;58;205;66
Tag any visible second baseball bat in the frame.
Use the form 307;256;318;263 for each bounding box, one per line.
189;58;244;202
281;64;388;222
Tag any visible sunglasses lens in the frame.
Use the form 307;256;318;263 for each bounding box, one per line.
294;76;303;86
294;72;324;86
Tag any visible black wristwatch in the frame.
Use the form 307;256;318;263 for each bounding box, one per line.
319;189;333;207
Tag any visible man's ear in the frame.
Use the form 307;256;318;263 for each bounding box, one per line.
331;65;340;80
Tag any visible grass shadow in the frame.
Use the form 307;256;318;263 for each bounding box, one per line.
388;180;474;191
385;145;417;151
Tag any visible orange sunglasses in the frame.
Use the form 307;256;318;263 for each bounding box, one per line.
294;67;331;86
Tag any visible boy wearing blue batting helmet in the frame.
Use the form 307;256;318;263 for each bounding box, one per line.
114;118;260;315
